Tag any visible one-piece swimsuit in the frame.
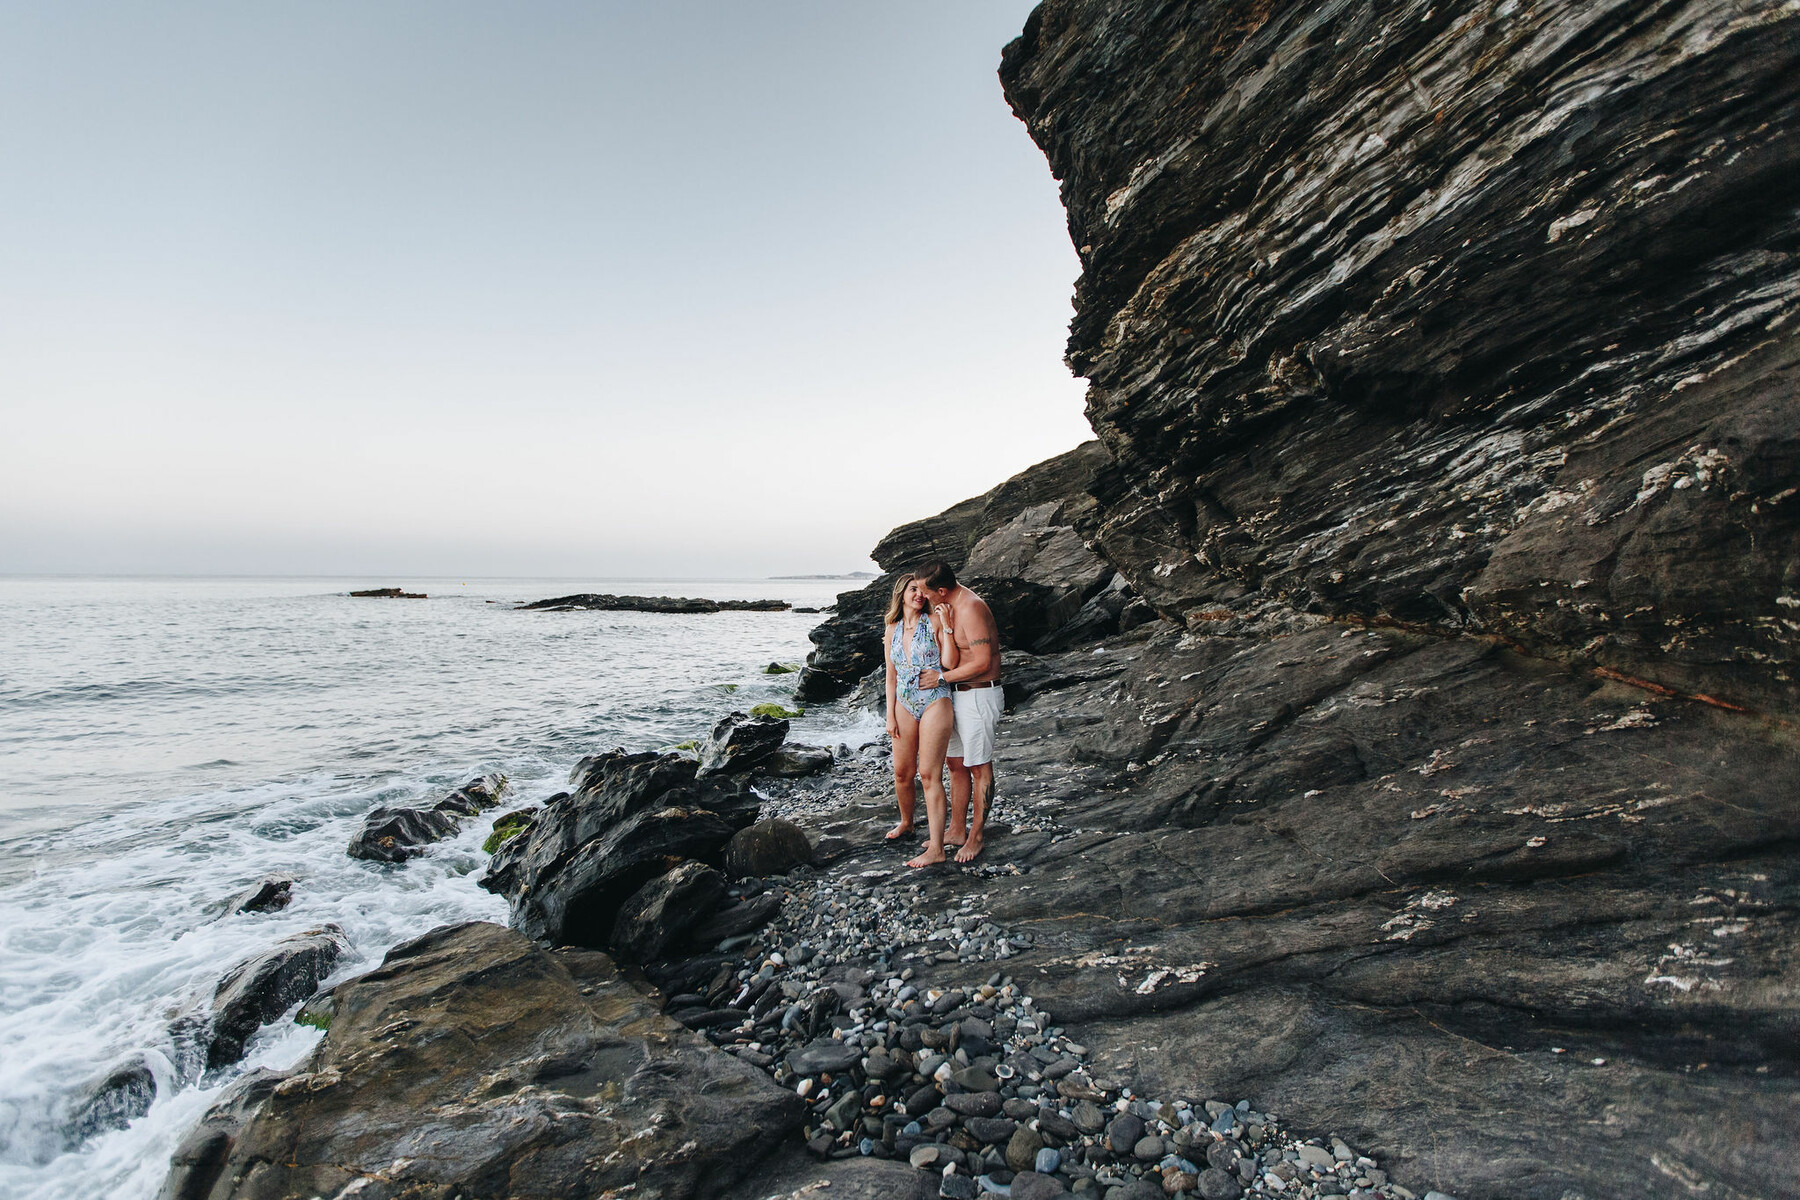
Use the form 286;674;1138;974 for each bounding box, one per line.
892;615;952;719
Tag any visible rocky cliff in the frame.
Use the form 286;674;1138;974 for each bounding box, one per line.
1000;0;1799;718
947;1;1800;1195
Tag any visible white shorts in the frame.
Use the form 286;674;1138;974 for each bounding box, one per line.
946;685;1003;768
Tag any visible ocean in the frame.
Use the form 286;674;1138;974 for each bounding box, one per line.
0;576;877;1200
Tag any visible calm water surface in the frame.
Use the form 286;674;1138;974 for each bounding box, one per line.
0;576;877;1200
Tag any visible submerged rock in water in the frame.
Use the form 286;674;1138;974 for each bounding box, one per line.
159;921;805;1200
699;712;790;777
63;1053;157;1148
219;874;293;917
207;924;351;1068
345;773;506;863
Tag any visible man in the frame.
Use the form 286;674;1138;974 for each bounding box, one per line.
913;560;1001;864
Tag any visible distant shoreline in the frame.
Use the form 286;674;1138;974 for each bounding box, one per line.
767;572;875;580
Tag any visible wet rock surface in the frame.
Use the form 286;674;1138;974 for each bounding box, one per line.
700;711;791;776
63;1053;158;1149
345;773;506;862
159;921;805;1200
206;924;351;1068
218;874;293;916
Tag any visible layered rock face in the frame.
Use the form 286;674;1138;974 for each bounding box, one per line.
1000;0;1800;717
933;3;1800;1197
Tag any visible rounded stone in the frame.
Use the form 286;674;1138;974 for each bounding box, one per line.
724;818;814;878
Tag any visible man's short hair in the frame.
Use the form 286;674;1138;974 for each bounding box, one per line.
918;561;957;591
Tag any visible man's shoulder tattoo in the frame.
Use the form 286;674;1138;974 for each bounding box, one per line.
968;637;994;646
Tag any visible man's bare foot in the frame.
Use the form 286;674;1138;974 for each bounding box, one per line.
945;824;967;845
954;834;984;864
906;846;947;868
885;822;914;841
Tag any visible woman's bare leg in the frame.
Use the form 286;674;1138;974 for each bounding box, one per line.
887;707;920;839
907;697;954;867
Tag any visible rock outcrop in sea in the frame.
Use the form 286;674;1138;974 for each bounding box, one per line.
155;4;1799;1199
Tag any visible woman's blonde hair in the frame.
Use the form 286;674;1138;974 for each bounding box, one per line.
883;573;917;626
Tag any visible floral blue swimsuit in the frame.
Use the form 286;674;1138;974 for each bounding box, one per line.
892;616;953;719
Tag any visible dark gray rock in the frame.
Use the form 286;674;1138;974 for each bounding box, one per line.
207;925;350;1068
1105;1114;1144;1156
699;712;790;777
219;874;293;916
1195;1167;1243;1200
724;818;814;878
688;891;784;944
567;749;705;822
157;922;804;1200
483;798;744;948
789;1038;862;1076
944;1091;1003;1118
1008;1171;1066;1200
344;805;459;864
156;1067;287;1200
760;744;836;778
63;1053;157;1147
346;773;506;862
608;859;727;962
964;1117;1018;1144
1006;1123;1045;1173
482;757;755;947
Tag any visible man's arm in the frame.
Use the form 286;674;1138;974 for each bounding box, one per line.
937;604;996;684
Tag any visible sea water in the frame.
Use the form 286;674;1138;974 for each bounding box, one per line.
0;576;879;1200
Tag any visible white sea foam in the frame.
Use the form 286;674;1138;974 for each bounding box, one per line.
0;576;870;1199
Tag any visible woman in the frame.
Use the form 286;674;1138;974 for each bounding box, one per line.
882;573;959;867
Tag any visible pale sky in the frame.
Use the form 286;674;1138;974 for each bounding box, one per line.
0;2;1090;578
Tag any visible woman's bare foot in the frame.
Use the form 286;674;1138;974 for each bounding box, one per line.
906;846;947;868
954;834;984;863
885;822;915;841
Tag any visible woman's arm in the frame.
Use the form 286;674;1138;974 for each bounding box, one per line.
934;609;961;672
884;623;899;736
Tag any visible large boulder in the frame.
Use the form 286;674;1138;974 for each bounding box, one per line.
346;773;506;862
723;819;813;879
156;922;805;1200
483;773;753;946
609;860;728;962
207;924;351;1068
698;712;789;776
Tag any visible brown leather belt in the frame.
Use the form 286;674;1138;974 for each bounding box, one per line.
955;680;1001;691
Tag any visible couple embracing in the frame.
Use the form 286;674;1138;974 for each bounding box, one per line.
881;561;1001;867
